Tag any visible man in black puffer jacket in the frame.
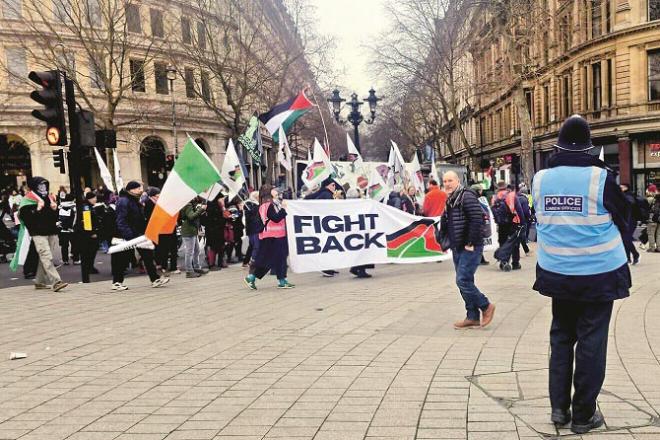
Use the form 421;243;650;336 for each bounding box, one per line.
441;171;495;329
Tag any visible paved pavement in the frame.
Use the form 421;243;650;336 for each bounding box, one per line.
1;246;659;440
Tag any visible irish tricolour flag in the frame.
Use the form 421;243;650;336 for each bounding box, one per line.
10;192;40;271
259;90;313;143
144;138;221;243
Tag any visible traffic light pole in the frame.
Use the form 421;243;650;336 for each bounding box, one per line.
64;75;89;283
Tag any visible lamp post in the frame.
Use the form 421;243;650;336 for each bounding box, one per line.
327;88;380;153
166;64;178;156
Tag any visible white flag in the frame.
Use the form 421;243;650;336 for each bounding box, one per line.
221;139;246;200
301;138;332;189
429;148;440;184
93;147;115;192
409;153;425;203
367;167;390;202
598;147;604;161
113;149;124;190
346;133;363;168
277;126;292;171
388;140;406;187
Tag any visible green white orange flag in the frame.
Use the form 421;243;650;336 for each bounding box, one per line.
221;139;246;200
145;137;221;243
9;192;39;271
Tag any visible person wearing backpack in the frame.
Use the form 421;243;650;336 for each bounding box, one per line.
242;191;262;267
492;181;526;270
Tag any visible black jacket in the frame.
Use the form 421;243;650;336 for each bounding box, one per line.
115;190;146;240
307;188;334;200
19;196;59;237
533;151;631;302
441;187;483;250
244;200;261;236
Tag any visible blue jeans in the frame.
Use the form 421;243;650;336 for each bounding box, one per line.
452;245;490;321
182;236;200;272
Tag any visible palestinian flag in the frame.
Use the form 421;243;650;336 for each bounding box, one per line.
144;137;221;244
368;183;384;200
386;219;444;259
9;192;40;271
259;90;314;143
229;165;243;183
305;162;327;181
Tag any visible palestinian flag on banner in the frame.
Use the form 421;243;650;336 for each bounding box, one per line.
9;192;40;271
367;167;390;202
144;137;221;244
259;90;314;143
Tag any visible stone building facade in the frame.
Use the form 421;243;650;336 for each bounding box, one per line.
441;0;660;193
0;0;327;192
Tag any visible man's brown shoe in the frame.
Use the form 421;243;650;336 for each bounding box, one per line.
454;319;480;329
481;304;496;328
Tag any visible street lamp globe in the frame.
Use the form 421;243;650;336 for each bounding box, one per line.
166;64;177;82
365;88;380;115
328;89;345;121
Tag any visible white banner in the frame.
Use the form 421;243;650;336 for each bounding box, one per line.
285;199;497;273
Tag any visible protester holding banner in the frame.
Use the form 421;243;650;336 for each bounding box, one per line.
441;171;495;329
346;187;374;278
401;186;420;215
244;185;294;290
306;177;340;278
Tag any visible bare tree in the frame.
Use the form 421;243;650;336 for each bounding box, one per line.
1;0;161;131
369;0;476;161
470;0;551;186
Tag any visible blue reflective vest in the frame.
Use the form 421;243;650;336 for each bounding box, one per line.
532;166;627;275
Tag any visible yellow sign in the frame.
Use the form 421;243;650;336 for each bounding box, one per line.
46;127;60;145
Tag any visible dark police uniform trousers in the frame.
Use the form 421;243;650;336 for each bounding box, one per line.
550;298;613;422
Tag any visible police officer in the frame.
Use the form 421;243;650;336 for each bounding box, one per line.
532;115;632;434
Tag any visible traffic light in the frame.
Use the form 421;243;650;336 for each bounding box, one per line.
28;70;67;146
52;149;66;174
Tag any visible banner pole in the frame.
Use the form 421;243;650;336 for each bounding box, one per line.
307;85;330;150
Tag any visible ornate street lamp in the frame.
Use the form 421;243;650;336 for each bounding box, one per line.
166;64;178;156
327;87;380;153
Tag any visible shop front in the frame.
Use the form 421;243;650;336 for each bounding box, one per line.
633;138;660;194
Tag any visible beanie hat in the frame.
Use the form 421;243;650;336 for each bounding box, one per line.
85;191;97;200
125;180;141;191
321;176;335;188
555;115;593;151
147;186;161;197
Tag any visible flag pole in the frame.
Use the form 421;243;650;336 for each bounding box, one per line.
307;85;330;150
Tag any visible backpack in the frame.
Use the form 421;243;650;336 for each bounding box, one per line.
478;199;492;239
635;196;650;222
492;195;513;225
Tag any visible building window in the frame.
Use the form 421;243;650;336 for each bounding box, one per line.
605;0;611;32
592;62;602;110
197;21;206;50
90;57;106;89
591;0;602;38
184;68;196;98
150;9;164;38
2;0;21;19
129;59;145;92
181;17;192;44
559;13;572;52
201;71;210;101
542;32;549;64
125;3;141;34
5;47;26;85
583;65;589;110
562;74;572;117
524;88;534;126
59;50;76;79
87;0;101;27
54;0;73;23
543;84;550;124
606;59;613;107
650;0;660;21
154;62;169;95
649;50;660;101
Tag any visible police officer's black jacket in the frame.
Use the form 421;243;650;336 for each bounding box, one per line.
533;152;632;302
441;187;483;250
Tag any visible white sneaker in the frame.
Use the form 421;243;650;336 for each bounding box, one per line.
111;282;128;291
173;269;181;274
151;277;170;288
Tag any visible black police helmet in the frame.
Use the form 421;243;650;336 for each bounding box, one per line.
555;115;593;152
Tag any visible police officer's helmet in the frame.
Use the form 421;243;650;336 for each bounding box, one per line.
555;115;593;152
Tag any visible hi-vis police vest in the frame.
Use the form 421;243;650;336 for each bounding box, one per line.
532;166;627;275
258;202;286;239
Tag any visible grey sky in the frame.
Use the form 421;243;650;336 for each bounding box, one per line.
310;0;389;96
